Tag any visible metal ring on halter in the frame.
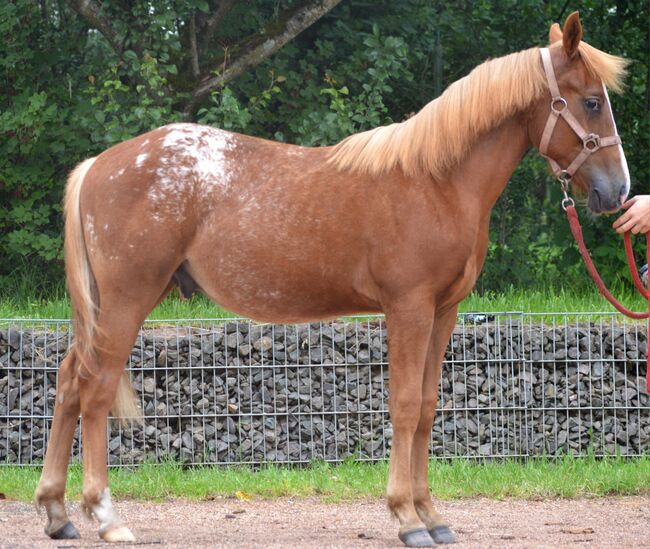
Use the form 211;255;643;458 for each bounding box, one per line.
583;133;600;151
561;196;575;211
551;97;568;114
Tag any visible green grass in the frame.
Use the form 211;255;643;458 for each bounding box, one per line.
2;456;649;503
0;285;646;321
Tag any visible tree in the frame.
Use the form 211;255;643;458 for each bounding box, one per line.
0;0;647;294
64;0;343;116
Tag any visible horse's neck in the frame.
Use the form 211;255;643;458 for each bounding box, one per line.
451;115;531;217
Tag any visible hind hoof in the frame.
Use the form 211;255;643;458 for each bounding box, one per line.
47;521;81;540
100;525;136;543
398;527;435;547
430;525;456;544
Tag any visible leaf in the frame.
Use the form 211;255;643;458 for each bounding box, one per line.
234;490;251;502
195;0;210;13
123;50;138;62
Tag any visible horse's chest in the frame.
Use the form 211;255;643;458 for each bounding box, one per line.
431;227;489;305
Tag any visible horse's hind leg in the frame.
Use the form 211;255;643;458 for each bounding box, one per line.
411;306;458;544
35;350;82;539
77;295;153;542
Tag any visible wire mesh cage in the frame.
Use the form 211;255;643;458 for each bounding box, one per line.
1;312;647;466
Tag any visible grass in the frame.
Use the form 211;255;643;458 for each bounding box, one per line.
0;285;646;321
2;456;649;503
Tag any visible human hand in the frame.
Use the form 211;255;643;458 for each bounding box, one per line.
612;195;650;234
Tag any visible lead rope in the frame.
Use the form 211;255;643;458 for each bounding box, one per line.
560;187;650;393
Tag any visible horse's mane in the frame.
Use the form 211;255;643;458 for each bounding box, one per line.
330;42;628;180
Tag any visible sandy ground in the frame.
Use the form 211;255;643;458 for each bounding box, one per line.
1;497;649;548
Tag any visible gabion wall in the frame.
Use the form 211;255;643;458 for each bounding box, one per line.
1;313;648;466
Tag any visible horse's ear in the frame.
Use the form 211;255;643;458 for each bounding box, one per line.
548;22;562;44
562;11;582;59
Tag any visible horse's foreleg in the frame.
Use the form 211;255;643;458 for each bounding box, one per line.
411;305;458;544
35;350;82;539
385;296;436;547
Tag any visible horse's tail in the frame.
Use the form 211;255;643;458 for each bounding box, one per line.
64;157;98;374
64;157;140;422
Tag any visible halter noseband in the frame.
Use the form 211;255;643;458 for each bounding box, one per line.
538;47;621;187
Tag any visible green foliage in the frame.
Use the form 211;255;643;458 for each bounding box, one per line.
86;54;182;146
0;0;647;296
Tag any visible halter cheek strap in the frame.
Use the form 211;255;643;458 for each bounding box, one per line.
538;47;622;182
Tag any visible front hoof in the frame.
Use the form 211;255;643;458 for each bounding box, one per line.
398;527;435;547
100;525;136;543
47;521;81;540
430;525;456;544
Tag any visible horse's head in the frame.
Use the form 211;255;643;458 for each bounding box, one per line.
529;11;630;214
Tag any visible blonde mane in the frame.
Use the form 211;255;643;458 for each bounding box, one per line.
330;42;628;180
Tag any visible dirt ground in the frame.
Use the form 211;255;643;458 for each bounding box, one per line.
1;497;649;548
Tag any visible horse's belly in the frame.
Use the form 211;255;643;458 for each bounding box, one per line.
187;243;377;323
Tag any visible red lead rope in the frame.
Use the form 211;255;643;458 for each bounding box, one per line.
564;204;650;393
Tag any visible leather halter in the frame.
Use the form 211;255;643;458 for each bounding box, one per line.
538;47;621;183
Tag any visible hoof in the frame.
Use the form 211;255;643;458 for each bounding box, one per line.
398;527;435;547
430;525;456;544
100;525;136;543
47;521;81;540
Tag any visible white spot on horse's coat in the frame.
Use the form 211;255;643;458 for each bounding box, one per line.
135;153;148;168
147;123;237;221
85;214;97;246
117;168;125;177
90;488;120;532
287;146;306;157
140;139;150;148
602;84;630;197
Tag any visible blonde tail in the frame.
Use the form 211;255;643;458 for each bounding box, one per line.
112;372;142;423
64;157;98;373
64;157;141;424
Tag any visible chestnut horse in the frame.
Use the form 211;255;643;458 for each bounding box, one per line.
36;12;629;547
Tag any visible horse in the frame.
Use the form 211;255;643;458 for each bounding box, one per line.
35;11;630;547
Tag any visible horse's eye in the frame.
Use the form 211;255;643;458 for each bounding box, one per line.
584;97;600;112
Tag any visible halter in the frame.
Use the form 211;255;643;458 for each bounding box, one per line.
538;47;622;199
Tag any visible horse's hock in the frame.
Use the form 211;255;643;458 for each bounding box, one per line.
1;313;648;466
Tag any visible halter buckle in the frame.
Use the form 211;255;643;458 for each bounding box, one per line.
551;97;567;114
583;133;600;151
560;180;574;211
557;170;571;189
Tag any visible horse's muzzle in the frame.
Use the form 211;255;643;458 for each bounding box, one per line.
588;178;627;214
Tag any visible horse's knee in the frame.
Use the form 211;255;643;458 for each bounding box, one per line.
78;368;123;416
417;398;438;429
390;396;423;431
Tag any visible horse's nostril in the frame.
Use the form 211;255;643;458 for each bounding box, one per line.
588;186;603;213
